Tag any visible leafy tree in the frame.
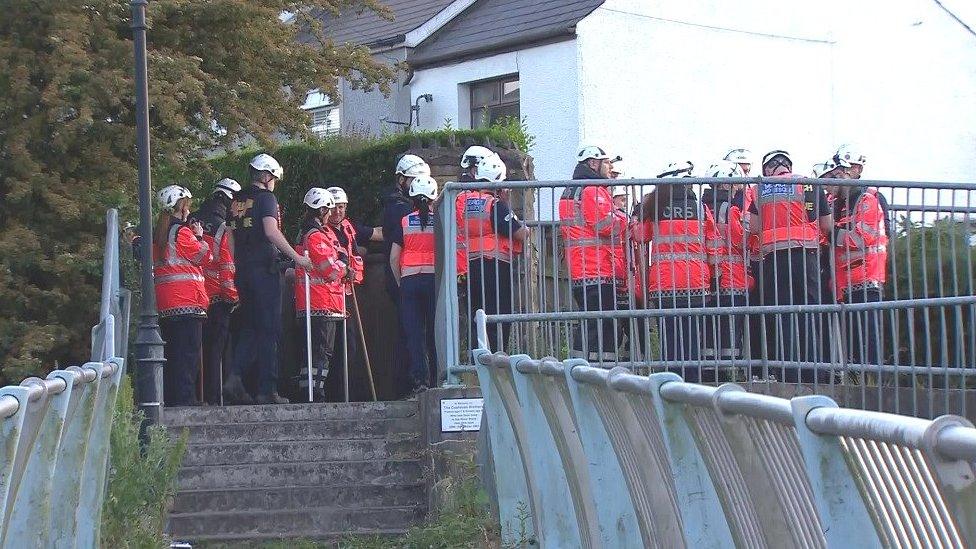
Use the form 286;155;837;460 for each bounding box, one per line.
0;0;397;383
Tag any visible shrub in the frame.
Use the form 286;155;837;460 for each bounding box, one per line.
101;376;187;548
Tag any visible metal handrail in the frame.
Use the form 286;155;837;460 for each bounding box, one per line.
443;177;976;192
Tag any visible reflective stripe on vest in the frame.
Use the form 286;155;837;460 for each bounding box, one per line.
401;211;435;272
457;191;520;262
758;180;821;255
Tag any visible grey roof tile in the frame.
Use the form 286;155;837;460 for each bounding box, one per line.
409;0;604;66
313;0;455;48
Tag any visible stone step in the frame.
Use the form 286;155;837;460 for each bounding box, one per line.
182;438;424;467
164;401;419;427
175;416;421;444
172;483;426;514
178;459;424;491
167;506;426;541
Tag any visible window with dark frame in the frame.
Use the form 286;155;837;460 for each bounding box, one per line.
469;75;519;129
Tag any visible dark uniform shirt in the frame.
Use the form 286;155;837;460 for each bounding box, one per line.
231;185;279;267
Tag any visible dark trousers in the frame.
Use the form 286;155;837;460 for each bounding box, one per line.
297;316;338;397
386;265;411;395
230;266;282;396
400;273;437;389
845;287;884;366
571;282;619;361
759;248;823;382
161;315;203;406
649;294;705;382
468;258;513;353
202;300;233;404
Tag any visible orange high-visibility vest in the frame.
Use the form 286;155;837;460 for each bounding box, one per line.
456;190;523;263
400;210;435;277
154;223;211;317
202;222;238;303
757;176;821;256
704;193;753;292
634;197;711;294
336;219;365;285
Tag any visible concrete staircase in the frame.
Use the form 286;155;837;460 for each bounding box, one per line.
163;401;428;542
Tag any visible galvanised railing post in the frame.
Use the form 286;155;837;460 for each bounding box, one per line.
76;355;123;548
51;363;103;549
790;395;884;548
435;184;461;385
919;415;976;545
646;373;735;548
473;350;537;545
0;388;30;539
508;354;585;548
561;361;642;547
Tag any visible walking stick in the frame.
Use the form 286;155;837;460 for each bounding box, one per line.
350;284;378;401
342;282;350;403
304;251;313;403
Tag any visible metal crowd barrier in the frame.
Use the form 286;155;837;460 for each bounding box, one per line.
0;210;130;548
470;311;976;548
436;176;976;419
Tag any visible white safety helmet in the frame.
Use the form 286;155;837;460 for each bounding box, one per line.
611;185;628;197
395;154;431;178
326;186;348;204
707;160;745;178
473;155;507;182
812;158;851;178
460;145;497;169
213;178;241;199
157;185;192;212
834;144;866;166
658;161;695;178
576;145;611;162
761;150;792;168
408;175;439;201
249;153;283;180
303;187;336;210
723;148;752;165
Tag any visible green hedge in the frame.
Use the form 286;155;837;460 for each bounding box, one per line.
198;124;523;241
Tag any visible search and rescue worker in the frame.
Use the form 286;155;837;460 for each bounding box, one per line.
382;154;431;395
154;185;211;407
390;175;440;393
294;188;348;401
725;148;763;362
458;146;499;281
702;161;752;369
834;144;867;180
560;146;628;362
225;153;313;405
325;186;381;400
456;155;529;353
191;178;241;405
825;172;890;367
634;162;712;380
749;150;833;379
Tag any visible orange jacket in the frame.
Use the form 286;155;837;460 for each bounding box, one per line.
295;224;347;315
334;219;365;285
559;185;627;282
703;189;753;292
834;188;888;300
154;223;211;317
201;223;238;304
400;209;436;276
756;175;821;256
634;216;712;295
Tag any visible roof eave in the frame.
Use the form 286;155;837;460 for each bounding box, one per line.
408;26;577;69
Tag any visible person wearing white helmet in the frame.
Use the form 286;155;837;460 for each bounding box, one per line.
153;185;211;406
383;154;431;297
747;150;833;379
724;148;753;176
701;160;752;369
389;175;440;394
293;188;347;401
459;146;498;181
833;144;867;179
225;152;310;405
455;155;529;353
326;186;382;284
189;177;242;405
560;145;628;361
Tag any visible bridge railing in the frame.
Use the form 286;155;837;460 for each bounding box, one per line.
470;310;976;548
437;176;976;418
0;210;130;548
